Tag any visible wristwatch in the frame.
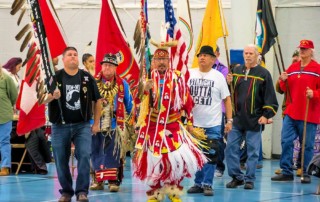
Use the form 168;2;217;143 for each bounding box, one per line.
227;118;233;124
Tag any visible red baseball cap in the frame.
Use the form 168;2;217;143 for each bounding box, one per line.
298;40;314;49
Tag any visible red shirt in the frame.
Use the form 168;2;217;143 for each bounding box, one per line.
280;60;320;123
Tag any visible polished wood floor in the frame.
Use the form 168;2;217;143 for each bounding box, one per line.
1;158;320;202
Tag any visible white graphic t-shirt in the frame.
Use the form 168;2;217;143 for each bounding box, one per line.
188;68;230;128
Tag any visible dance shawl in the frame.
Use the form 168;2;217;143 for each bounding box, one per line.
133;69;207;186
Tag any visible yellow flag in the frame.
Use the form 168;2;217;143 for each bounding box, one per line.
192;0;228;67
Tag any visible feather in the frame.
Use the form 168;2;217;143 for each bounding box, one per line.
20;31;33;52
15;23;31;41
17;6;26;26
29;68;39;84
26;55;40;78
133;20;142;54
11;0;19;9
23;46;37;66
10;0;26;16
38;93;46;105
36;79;43;92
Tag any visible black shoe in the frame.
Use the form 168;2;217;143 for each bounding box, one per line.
301;175;311;184
271;174;294;181
187;185;203;194
203;185;214;196
226;178;244;188
244;182;254;189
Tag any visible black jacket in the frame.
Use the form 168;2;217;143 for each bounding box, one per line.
232;65;278;131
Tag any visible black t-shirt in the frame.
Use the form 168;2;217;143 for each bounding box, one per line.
62;71;83;123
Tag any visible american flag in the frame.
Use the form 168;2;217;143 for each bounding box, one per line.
164;0;189;80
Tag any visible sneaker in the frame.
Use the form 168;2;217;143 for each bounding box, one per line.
226;178;244;188
77;194;89;202
214;170;223;177
296;168;302;177
301;175;311;184
203;185;214;196
244;182;254;189
187;185;203;194
58;194;72;202
271;174;294;181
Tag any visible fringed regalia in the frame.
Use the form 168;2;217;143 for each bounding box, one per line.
93;73;133;186
133;69;207;191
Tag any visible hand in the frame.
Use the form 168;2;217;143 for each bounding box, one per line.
279;72;288;81
52;89;61;99
258;116;268;125
267;118;273;124
224;122;232;133
91;122;100;134
186;125;194;134
144;79;153;92
306;86;313;99
226;73;233;85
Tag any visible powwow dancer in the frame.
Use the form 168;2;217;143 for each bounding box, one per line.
132;45;207;202
90;53;133;192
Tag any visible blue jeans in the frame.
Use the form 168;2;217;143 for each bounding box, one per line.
216;113;226;172
51;122;91;196
226;126;261;182
0;121;12;168
194;125;221;187
280;115;317;175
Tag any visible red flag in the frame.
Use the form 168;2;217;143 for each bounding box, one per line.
95;0;139;88
38;0;68;58
16;43;46;135
16;0;67;135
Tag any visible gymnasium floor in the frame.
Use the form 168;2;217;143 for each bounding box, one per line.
1;159;320;202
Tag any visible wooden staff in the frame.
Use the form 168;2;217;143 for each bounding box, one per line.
300;97;310;182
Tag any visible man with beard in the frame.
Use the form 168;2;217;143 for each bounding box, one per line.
132;46;207;202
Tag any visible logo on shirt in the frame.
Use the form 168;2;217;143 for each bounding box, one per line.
66;84;81;110
189;78;214;105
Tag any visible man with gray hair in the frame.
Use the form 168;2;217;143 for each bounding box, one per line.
225;44;278;189
271;39;320;183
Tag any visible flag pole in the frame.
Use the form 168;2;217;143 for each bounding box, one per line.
276;36;286;72
110;0;127;37
275;36;292;103
218;0;230;69
186;0;193;31
218;0;234;113
273;45;281;75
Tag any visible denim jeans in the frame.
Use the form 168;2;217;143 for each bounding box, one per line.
194;125;221;187
216;113;226;172
280;115;317;175
226;126;261;182
51;122;91;196
0;121;12;168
